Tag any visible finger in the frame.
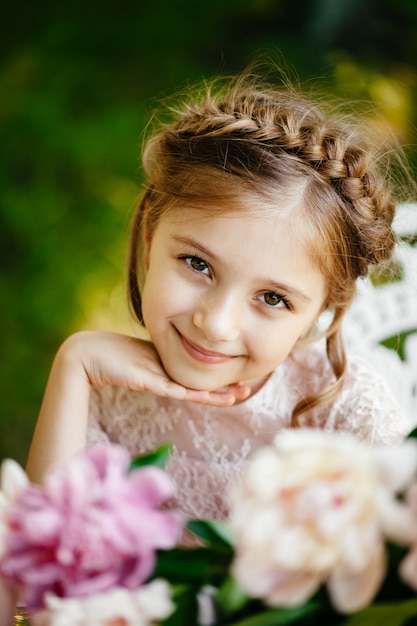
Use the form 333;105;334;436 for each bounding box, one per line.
185;382;251;407
146;375;207;401
221;382;251;401
140;374;231;407
232;384;251;401
180;388;234;407
177;387;237;407
135;371;242;407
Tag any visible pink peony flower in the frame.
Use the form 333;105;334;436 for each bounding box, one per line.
0;444;183;612
229;430;417;614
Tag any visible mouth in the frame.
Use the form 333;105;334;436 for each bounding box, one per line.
174;328;238;364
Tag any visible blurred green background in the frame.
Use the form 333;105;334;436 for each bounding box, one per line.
1;0;416;465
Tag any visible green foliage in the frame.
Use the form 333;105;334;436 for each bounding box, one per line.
129;442;172;471
186;519;235;549
0;0;416;464
380;330;417;362
342;598;417;626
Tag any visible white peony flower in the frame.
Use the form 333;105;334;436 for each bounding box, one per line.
229;429;417;614
30;579;174;626
0;458;29;626
0;458;29;558
133;578;176;622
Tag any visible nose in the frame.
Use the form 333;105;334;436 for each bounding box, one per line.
192;289;241;342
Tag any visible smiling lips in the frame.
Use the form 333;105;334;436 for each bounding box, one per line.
176;329;238;364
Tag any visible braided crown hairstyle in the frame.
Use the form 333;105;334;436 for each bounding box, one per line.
128;70;401;425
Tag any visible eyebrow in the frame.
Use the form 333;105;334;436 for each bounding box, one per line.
172;234;312;303
173;235;220;263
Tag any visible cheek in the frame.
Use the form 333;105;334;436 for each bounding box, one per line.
246;328;288;363
142;270;192;324
141;271;164;326
249;317;314;364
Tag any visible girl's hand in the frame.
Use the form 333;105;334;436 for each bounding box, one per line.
63;331;250;407
27;330;250;484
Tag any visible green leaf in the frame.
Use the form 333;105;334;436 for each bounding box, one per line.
216;575;251;615
380;329;417;362
342;598;417;626
163;584;200;626
223;602;324;626
153;546;232;585
129;442;172;470
407;427;417;440
186;519;235;549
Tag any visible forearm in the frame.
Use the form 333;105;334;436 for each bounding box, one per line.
26;337;91;484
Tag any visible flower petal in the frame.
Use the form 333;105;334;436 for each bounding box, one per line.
128;466;177;506
133;579;175;620
266;570;322;608
0;459;29;501
371;441;417;493
399;546;417;592
377;492;417;545
328;542;386;613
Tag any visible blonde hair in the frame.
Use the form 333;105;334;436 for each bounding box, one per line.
128;69;409;425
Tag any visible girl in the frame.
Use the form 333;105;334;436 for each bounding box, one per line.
26;69;412;522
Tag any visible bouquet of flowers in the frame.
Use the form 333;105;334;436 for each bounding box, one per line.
2;428;417;626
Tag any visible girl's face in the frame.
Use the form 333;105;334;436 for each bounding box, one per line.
141;205;327;395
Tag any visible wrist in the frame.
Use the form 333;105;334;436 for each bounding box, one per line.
54;331;94;384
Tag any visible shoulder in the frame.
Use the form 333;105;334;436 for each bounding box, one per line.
324;352;411;445
285;341;411;446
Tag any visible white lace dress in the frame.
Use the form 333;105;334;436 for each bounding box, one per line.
87;342;410;522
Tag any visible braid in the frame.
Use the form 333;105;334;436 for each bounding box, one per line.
163;89;398;272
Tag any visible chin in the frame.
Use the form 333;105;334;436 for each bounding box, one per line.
164;363;229;392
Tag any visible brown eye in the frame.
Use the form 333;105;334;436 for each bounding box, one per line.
260;292;292;310
190;257;207;272
182;255;210;274
263;292;282;306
